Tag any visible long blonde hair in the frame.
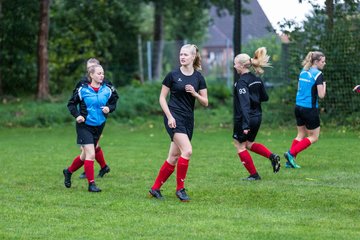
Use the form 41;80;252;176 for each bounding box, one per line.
302;51;325;70
181;44;202;71
234;47;271;74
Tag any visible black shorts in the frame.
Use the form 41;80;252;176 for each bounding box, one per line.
233;115;262;143
294;105;320;130
76;122;105;146
164;112;194;141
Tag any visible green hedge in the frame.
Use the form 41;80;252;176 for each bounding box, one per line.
1;82;359;130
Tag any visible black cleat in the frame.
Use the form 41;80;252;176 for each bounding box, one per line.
79;172;86;179
148;189;163;200
63;169;72;188
88;182;102;192
269;153;281;173
242;173;261;181
98;165;110;178
175;188;190;202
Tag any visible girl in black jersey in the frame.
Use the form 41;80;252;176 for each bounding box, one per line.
149;44;208;201
233;47;281;180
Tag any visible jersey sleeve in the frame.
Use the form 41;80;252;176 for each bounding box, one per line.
162;72;173;88
236;81;250;130
67;88;82;118
315;73;324;85
198;72;207;90
258;78;269;102
104;79;119;113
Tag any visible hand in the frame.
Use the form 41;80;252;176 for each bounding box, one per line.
243;129;250;134
353;85;360;93
167;116;176;128
101;106;110;114
76;115;85;123
185;84;198;97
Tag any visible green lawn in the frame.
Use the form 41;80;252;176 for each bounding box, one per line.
0;119;359;240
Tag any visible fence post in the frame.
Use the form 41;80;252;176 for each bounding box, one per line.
226;38;231;88
147;41;152;82
137;35;144;84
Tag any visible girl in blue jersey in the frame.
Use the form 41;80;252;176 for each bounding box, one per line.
74;58;118;180
233;47;281;181
63;64;118;192
149;44;208;201
284;51;326;168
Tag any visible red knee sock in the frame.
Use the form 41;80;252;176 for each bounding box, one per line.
68;155;84;173
84;160;95;183
238;150;257;175
290;138;311;156
250;142;271;158
176;157;189;191
290;139;300;157
95;147;106;168
152;160;175;190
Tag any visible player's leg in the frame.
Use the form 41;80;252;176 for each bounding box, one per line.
172;133;192;201
149;142;179;200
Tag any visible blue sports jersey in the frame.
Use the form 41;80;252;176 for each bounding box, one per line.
68;83;114;126
296;67;324;108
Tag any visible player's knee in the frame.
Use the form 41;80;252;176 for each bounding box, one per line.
182;149;192;159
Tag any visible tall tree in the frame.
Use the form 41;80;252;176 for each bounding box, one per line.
37;0;50;100
325;0;334;31
298;0;334;31
233;0;241;83
152;0;165;81
0;0;3;96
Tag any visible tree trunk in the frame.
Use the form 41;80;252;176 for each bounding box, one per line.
36;0;50;100
325;0;334;32
233;0;241;83
152;1;164;81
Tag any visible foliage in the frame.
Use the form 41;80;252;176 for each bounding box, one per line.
0;0;39;96
49;0;144;91
278;1;360;124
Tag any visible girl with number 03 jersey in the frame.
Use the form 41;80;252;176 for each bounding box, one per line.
233;47;281;181
284;51;327;168
148;44;208;202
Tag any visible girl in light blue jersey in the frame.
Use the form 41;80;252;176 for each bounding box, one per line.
64;64;118;192
284;51;326;168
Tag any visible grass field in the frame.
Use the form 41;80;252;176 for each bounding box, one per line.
1;118;359;240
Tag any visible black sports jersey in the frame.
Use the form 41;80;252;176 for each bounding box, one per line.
162;68;207;117
233;72;268;130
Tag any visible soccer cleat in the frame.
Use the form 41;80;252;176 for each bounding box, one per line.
79;172;86;179
242;172;261;181
284;151;301;168
285;161;293;168
269;153;281;173
88;182;102;192
148;189;163;200
98;165;110;178
63;168;72;188
176;188;190;202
